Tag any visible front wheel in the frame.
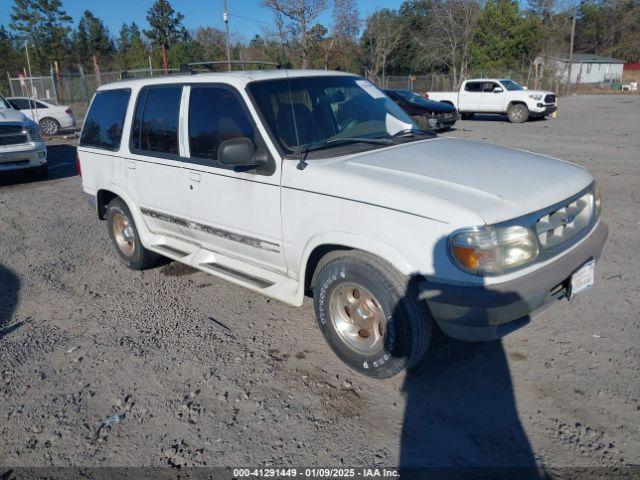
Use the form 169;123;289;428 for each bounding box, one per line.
507;104;529;123
312;251;431;379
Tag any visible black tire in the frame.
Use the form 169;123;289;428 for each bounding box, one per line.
507;103;529;123
312;251;431;379
105;198;160;270
461;113;474;120
39;117;60;136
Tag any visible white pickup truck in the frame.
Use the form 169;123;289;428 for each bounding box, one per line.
0;94;47;177
429;78;557;123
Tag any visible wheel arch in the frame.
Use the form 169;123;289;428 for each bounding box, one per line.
299;234;414;300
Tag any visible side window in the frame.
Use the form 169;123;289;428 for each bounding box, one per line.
464;82;482;92
11;99;30;109
188;86;255;162
35;101;48;108
484;82;499;92
131;86;181;156
79;89;130;150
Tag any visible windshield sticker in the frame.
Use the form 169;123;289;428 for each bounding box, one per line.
356;80;386;99
385;113;414;135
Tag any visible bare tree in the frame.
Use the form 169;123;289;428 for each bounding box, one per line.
411;0;480;86
262;0;328;68
363;9;402;82
323;0;360;69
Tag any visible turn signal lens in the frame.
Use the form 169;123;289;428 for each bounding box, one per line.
449;225;539;275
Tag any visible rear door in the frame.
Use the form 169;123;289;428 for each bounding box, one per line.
125;85;191;240
183;84;285;272
458;82;483;111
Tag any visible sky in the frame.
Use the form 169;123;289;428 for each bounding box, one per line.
0;0;404;40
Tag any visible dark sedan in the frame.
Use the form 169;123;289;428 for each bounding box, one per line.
384;89;458;131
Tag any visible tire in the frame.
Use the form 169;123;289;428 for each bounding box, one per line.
312;251;431;379
461;113;474;120
39;117;60;136
105;198;160;270
507;103;529;123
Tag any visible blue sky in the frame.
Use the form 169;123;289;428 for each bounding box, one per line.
1;0;403;40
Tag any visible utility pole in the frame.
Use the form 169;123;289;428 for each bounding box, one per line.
223;0;232;71
567;9;577;92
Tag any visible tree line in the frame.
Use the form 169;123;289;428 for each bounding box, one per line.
1;0;638;85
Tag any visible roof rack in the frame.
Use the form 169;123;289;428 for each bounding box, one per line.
186;60;280;72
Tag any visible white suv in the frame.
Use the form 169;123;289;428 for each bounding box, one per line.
78;70;607;378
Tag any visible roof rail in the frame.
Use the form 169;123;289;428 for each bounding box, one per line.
187;60;280;71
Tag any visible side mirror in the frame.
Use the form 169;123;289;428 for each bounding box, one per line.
493;87;504;93
218;137;262;170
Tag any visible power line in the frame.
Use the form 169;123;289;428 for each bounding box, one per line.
228;13;273;26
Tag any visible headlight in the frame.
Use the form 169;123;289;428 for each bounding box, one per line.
594;184;602;219
449;225;539;275
27;126;42;141
529;94;543;101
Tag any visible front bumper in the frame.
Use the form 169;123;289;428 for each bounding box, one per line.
531;103;557;115
420;220;608;341
0;145;47;172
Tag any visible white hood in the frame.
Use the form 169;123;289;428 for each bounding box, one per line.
283;137;593;226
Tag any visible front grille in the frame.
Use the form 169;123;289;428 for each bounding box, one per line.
544;94;557;104
536;192;594;249
0;125;24;134
0;134;29;146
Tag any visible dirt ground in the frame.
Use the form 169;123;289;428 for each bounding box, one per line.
0;94;638;473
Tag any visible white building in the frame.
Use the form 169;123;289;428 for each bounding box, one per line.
535;54;625;84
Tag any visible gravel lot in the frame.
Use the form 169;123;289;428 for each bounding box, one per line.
0;94;638;473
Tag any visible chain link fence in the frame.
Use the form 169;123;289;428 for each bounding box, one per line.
373;68;564;93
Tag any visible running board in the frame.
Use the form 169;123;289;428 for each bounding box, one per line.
201;262;275;289
154;244;190;257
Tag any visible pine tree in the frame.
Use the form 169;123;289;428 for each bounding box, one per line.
144;0;189;70
10;0;72;70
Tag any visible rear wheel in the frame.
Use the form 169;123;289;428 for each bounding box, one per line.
106;198;160;270
507;103;529;123
312;251;431;378
39;117;60;136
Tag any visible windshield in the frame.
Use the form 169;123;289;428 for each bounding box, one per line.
501;80;525;91
247;76;416;155
393;90;433;107
0;95;12;109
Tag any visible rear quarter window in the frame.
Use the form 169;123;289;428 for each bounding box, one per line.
80;89;131;150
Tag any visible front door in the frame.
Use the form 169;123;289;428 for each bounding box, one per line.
479;81;505;112
183;84;286;273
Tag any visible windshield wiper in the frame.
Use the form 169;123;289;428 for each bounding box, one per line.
390;128;435;139
296;137;393;170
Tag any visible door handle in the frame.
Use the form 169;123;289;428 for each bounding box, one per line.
127;160;136;170
189;172;201;183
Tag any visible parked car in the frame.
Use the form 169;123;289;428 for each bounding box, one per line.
78;70;607;378
7;96;76;135
428;79;557;123
383;88;458;131
0;94;47;177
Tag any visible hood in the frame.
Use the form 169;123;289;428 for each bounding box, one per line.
283;137;593;226
0;108;34;126
512;89;555;98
